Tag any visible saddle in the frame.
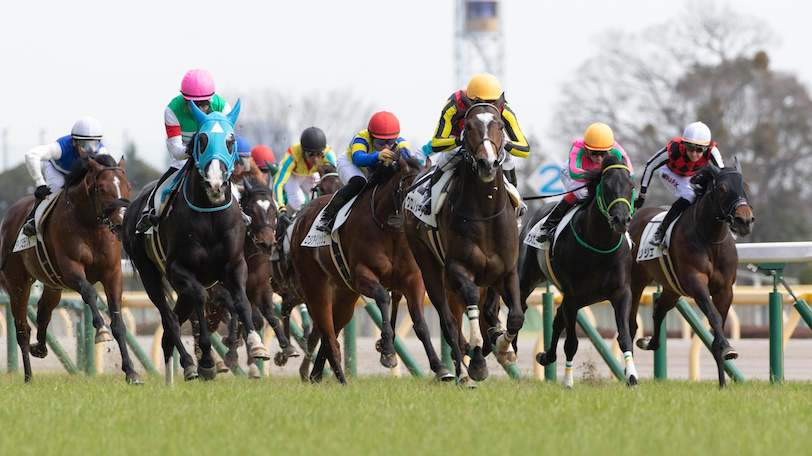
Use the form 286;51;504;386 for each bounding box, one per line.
12;190;70;288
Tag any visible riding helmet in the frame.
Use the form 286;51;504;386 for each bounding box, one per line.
71;116;104;140
367;111;400;139
300;127;327;151
466;72;503;101
584;123;615;151
180;69;215;101
682;121;712;146
251;145;275;169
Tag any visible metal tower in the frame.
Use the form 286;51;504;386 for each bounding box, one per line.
454;0;505;89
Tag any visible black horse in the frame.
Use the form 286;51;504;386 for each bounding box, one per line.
630;161;754;387
518;155;637;387
122;100;270;384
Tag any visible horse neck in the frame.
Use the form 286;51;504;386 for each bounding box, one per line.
692;193;729;242
577;197;620;244
62;180;100;228
455;164;507;212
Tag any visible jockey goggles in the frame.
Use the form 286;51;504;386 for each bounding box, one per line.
586;148;608;157
684;142;709;153
373;138;397;148
303;148;325;158
75;139;101;154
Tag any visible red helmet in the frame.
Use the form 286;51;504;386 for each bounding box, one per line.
367;111;400;139
251;145;274;169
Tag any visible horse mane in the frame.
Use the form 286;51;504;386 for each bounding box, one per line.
64;154;118;188
689;164;716;198
581;154;621;203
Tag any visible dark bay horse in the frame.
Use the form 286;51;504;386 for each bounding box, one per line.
122;100;270;384
630;161;754;387
0;154;140;383
290;150;453;383
518;155;637;387
403;100;524;388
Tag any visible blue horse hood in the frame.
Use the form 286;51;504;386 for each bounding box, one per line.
191;99;241;177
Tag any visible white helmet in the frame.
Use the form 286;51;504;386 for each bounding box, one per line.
71;116;104;140
682;121;711;146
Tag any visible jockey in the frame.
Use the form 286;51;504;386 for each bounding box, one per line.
635;121;724;246
251;144;277;181
419;72;530;214
315;111;412;233
273;127;337;234
136;68;232;233
537;123;635;243
23;116;108;236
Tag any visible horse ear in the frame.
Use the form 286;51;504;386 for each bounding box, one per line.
190;99;208;125
495;92;505;109
227;99;241;125
244;178;253;190
117;155;126;168
461;93;473;110
733;156;741;173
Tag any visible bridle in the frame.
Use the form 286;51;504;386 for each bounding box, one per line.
570;163;634;254
68;165;130;233
460;102;506;171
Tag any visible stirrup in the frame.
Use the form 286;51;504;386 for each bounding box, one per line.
136;211;154;233
315;216;333;234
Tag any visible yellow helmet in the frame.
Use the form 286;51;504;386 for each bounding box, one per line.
584;123;615;151
466;72;503;101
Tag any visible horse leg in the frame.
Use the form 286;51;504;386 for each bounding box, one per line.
492;274;524;367
3;268;35;382
70;275;112;343
437;287;473;388
222;263;270;362
300;326;321;382
637;291;679;353
259;294;301;366
536;305;565;366
359;279;396;369
403;281;453;381
560;299;580;389
101;275;143;385
31;286;62;358
702;287;736;388
610;288;638;386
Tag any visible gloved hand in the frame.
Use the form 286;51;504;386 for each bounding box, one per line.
278;208;292;225
634;195;646;209
35;185;52;199
378;149;396;163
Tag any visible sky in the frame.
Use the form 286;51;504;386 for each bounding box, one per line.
1;0;808;174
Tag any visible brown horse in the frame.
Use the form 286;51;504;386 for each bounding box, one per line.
629;161;754;387
290;150;453;383
122;101;270;384
518;155;637;387
0;154;141;383
403;100;524;388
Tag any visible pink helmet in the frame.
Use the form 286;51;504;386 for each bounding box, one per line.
180;69;215;101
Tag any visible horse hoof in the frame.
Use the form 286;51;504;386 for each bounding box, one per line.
722;346;738;360
468;364;489;382
30;343;48;358
94;326;113;344
250;345;271;361
126;372;144;385
496;351;517;366
535;352;555;366
224;352;239;369
283;346;301;358
198;364;218;381
248;364;262;379
380;353;398;369
636;337;652;351
434;368;455;382
274;352;288;366
215;360;229;373
627;376;639;387
458;376;477;389
183;365;199;381
375;339;383;353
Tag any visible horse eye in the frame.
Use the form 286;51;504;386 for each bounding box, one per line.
198;133;209;151
226;134;235;152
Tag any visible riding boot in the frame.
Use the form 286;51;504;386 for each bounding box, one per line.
504;168;518;187
22;197;45;236
418;168;444;214
651;197;692;246
536;199;573;244
315;177;364;233
136;168;175;233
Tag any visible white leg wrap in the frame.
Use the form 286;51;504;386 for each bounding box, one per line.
563;361;574;388
624;351;638;380
496;333;515;353
298;303;308;314
165;361;173;387
466;306;483;348
246;330;262;349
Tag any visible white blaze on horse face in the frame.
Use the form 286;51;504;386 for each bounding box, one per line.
112;175;126;220
476;111;498;161
257;199;272;212
205;161;226;191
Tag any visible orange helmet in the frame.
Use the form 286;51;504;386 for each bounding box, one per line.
368;111;400;139
466;72;503;101
583;123;615;151
251;145;274;169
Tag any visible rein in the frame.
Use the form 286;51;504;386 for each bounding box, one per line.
568;163;633;254
370;170;418;229
69;166;130;232
182;172;233;213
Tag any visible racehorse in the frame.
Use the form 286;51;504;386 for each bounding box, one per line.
121;100;270;383
290;150;453;383
629;161;754;387
518;155;637;387
403;100;524;388
309;163;343;200
0;154;140;383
